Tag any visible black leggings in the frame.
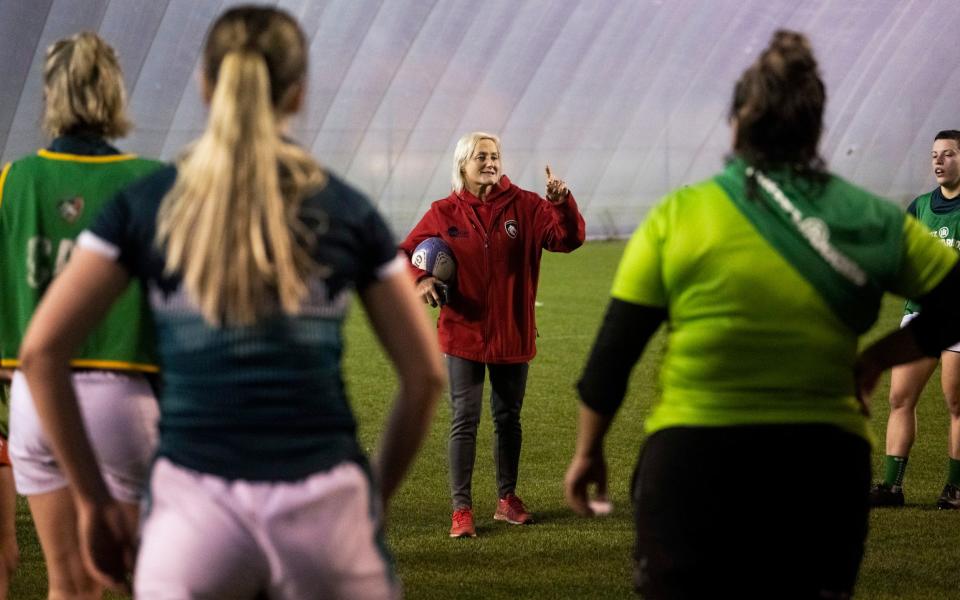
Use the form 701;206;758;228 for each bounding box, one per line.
633;424;870;599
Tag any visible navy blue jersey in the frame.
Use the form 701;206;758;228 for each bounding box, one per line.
83;165;401;480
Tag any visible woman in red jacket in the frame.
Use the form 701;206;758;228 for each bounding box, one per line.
400;131;585;538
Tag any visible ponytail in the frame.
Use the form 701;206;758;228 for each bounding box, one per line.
730;29;826;172
42;31;130;138
156;50;324;327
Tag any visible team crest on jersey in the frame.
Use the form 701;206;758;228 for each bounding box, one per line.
57;196;84;223
939;227;950;238
504;219;518;239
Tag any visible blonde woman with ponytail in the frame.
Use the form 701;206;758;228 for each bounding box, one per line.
0;31;162;600
18;6;442;599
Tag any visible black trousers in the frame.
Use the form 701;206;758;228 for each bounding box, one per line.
633;424;870;600
447;356;529;508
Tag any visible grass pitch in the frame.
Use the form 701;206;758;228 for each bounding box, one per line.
8;240;960;598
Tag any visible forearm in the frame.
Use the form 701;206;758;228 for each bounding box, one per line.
548;193;586;251
573;403;615;458
374;377;442;502
361;271;444;504
858;327;926;373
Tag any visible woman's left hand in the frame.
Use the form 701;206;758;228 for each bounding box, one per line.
545;165;569;204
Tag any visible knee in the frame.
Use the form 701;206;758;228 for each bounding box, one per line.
944;394;960;417
491;408;521;431
888;390;919;412
450;412;480;435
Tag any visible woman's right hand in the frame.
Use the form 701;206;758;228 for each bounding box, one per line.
416;276;446;307
77;499;136;594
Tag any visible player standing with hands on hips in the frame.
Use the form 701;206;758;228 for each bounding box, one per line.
16;6;443;598
565;30;960;598
401;132;585;538
871;130;960;509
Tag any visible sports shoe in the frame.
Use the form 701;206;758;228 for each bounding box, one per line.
868;482;904;508
494;493;532;525
936;484;960;510
449;507;476;538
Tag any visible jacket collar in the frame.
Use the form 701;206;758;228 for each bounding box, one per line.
47;135;120;156
457;175;516;207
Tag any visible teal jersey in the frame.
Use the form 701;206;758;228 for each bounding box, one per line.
613;169;957;441
83;165;400;481
903;189;960;314
0;137;163;371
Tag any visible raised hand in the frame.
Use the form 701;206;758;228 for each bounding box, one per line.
545;165;569;204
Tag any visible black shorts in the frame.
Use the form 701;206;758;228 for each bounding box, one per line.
632;424;870;599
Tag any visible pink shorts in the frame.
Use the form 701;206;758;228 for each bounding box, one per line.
135;458;400;600
9;370;158;503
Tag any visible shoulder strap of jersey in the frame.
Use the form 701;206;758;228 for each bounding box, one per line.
715;159;900;334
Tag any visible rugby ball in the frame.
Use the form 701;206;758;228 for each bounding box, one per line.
411;237;456;282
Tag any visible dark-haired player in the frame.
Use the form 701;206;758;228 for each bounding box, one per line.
871;129;960;510
566;31;960;598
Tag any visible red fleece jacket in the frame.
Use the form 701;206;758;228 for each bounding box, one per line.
399;175;585;363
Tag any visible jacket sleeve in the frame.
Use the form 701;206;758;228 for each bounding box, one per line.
399;203;442;281
537;191;586;252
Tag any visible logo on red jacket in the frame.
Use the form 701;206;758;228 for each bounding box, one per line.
504;219;518;239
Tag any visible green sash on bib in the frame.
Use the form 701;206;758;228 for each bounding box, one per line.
715;159;903;334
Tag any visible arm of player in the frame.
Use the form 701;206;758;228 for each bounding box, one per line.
361;268;444;508
539;165;585;252
17;248;135;594
566;298;666;516
856;261;960;411
564;405;613;517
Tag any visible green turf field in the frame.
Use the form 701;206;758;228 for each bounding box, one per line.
8;240;960;598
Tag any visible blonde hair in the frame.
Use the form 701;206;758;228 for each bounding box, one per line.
156;6;325;327
451;131;502;193
42;31;130;138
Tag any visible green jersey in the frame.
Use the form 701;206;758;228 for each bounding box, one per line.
613;168;957;441
903;188;960;314
0;137;163;372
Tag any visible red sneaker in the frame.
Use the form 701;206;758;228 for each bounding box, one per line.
494;493;532;525
449;507;477;538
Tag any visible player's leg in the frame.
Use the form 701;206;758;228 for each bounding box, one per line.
0;383;18;599
447;356;484;537
9;372;101;599
872;355;938;506
262;462;400;600
937;350;960;509
27;490;102;599
9;371;157;598
488;362;530;524
0;462;18;600
886;358;938;457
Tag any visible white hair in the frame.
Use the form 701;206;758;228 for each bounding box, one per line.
451;131;502;193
